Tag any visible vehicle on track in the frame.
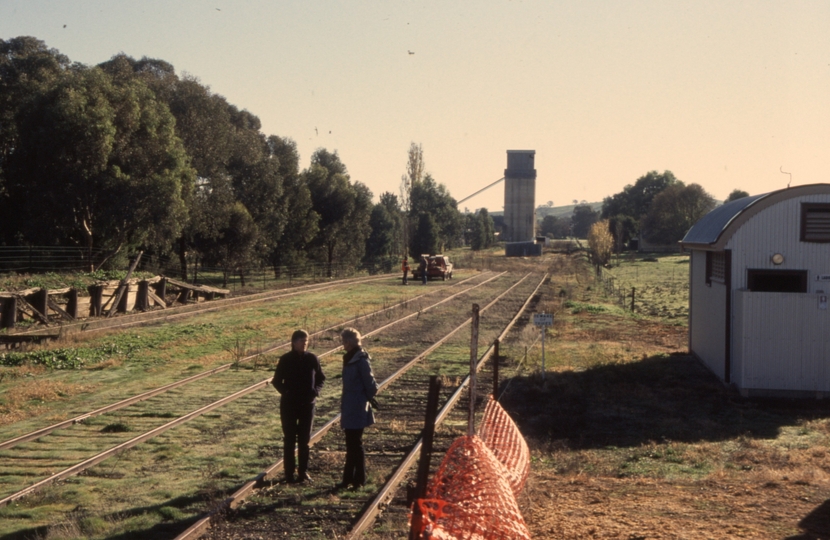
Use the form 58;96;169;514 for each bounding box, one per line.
412;255;453;281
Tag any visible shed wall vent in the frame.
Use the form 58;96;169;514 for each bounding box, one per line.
801;203;830;243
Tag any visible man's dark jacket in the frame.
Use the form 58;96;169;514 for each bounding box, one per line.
273;350;325;404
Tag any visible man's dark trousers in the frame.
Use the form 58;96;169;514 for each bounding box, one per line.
281;399;315;478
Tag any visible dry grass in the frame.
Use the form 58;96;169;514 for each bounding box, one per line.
0;380;94;425
498;251;830;538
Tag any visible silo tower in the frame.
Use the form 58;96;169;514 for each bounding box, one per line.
503;150;536;243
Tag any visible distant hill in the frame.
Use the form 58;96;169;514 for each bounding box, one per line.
490;202;602;219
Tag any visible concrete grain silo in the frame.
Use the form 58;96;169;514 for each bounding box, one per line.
503;150;540;256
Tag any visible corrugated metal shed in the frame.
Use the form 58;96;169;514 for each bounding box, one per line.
681;195;764;246
682;184;830;250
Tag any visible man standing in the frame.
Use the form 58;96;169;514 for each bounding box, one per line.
419;256;428;285
401;257;410;285
273;329;325;483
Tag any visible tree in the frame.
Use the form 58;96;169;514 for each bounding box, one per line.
305;149;372;277
587;220;614;266
540;215;558;237
364;203;397;270
412;213;439;256
5;65;193;268
377;191;403;257
726;189;750;203
607;214;637;252
601;170;679;236
641;183;717;245
400;142;424;257
571;204;600;238
265;136;318;275
409;174;464;253
0;38;71;170
469;209;496;250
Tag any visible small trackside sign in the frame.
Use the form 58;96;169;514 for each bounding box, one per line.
533;313;553;326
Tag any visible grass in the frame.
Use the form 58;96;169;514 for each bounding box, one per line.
0;275;451;433
601;252;690;321
493;250;830;538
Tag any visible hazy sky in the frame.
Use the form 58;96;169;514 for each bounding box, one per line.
2;1;829;212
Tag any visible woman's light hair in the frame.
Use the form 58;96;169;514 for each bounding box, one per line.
341;327;362;347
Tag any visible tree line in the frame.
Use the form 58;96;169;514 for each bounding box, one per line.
540;170;748;251
0;37;489;282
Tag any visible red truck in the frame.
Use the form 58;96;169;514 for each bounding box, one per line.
412;255;454;281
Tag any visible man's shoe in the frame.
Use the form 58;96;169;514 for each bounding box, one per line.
297;472;312;483
284;474;295;483
333;481;350;491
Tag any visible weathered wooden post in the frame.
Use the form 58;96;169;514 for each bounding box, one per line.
107;251;142;317
468;303;480;436
0;296;17;329
493;338;500;399
409;375;442;540
631;287;636;312
88;284;103;317
136;281;149;311
66;289;78;319
116;284;130;313
29;289;48;320
154;278;167;306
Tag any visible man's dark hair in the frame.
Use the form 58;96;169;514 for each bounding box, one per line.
291;329;309;343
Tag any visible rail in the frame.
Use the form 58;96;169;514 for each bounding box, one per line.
0;272;509;507
174;272;543;540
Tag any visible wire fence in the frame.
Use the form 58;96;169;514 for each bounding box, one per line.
0;246;399;292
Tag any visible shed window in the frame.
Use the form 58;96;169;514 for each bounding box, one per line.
747;269;808;293
801;203;830;242
706;252;725;285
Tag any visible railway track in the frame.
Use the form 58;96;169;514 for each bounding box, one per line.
188;272;547;539
0;273;508;508
0;272;543;538
0;272;493;453
0;275;540;536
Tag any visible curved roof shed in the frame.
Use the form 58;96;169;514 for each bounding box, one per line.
681;184;830;250
681;183;830;397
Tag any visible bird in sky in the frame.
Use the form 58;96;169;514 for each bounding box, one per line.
408;50;415;55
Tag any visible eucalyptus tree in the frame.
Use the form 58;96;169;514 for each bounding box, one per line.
0;37;73;243
266;135;319;275
305;149;372;277
641;183;716;245
4;65;193;269
409;174;464;254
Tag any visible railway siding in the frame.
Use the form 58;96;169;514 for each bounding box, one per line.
0;271;532;537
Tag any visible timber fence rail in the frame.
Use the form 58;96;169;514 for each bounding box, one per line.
0;272;399;334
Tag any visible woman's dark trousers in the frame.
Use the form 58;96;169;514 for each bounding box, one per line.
281;400;315;479
342;428;366;486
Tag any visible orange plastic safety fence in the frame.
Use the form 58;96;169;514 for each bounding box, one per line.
478;396;530;496
413;433;531;539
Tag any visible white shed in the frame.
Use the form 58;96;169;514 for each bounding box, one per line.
680;184;830;397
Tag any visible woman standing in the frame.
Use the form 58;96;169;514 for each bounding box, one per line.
336;327;379;489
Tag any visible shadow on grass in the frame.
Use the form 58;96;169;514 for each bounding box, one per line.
0;494;205;540
499;353;830;449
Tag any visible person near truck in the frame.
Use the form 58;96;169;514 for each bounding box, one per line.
272;329;325;483
401;257;410;285
335;327;379;490
419;256;428;285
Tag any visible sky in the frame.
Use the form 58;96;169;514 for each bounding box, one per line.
2;0;829;213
